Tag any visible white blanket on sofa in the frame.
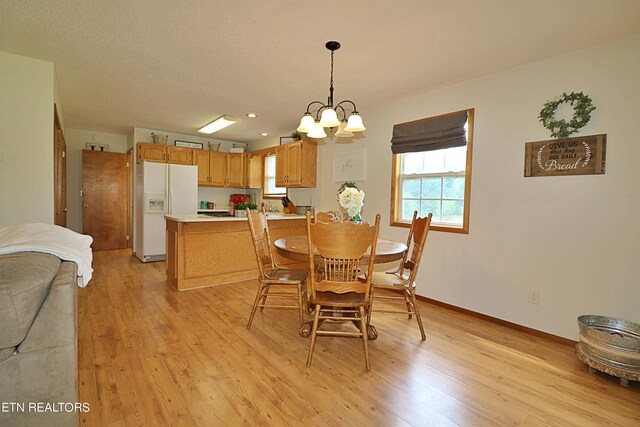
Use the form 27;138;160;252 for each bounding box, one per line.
0;223;94;287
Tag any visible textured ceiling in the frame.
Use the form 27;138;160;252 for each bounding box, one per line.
1;0;639;143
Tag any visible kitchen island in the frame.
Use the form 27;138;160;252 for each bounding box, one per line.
165;213;307;291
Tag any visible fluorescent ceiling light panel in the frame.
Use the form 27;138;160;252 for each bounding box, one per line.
198;115;237;134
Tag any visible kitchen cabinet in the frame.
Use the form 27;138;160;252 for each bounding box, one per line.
192;150;248;188
275;140;317;187
166;216;307;291
226;153;246;187
193;150;226;186
137;142;193;165
248;154;263;189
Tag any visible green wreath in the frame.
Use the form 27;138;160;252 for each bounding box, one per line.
538;92;595;139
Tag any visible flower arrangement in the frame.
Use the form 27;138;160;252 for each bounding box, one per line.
230;195;245;208
338;186;365;222
538;91;596;139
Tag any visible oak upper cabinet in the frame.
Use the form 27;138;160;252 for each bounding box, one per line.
248;154;263;189
193;149;211;185
226;153;247;188
210;151;227;186
137;142;193;165
275;140;317;187
192;150;249;188
193;150;226;186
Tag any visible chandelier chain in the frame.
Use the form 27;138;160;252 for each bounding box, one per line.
328;49;335;107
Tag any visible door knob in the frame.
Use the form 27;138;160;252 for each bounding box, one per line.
62;208;67;212
83;205;89;208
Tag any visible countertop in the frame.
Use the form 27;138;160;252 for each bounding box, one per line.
165;213;308;222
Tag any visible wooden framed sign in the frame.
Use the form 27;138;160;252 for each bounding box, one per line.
524;134;606;177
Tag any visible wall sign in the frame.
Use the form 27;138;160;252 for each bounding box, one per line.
175;140;204;149
333;149;366;182
524;134;606;177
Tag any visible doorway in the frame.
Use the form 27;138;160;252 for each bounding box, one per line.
82;150;129;250
53;105;67;227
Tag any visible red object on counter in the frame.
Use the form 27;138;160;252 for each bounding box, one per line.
230;194;250;206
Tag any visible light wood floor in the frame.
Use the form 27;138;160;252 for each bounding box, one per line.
78;249;640;426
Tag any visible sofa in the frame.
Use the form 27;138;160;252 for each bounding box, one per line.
0;252;78;427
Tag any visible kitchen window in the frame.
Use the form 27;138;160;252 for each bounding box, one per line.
390;109;474;233
263;154;286;198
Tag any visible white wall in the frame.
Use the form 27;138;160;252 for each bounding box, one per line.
64;129;129;233
305;36;640;339
0;52;55;227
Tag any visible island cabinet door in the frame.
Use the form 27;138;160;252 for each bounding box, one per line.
193;150;211;185
209;151;226;187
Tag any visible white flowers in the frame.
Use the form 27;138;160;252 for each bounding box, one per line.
338;187;365;220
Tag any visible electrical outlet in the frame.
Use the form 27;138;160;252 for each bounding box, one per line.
528;290;540;305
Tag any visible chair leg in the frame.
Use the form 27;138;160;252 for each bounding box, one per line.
247;283;266;329
410;289;426;341
259;284;270;312
306;304;321;367
404;289;413;319
359;306;370;371
297;282;305;326
367;287;375;326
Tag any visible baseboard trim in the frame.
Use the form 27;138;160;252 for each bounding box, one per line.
415;294;577;346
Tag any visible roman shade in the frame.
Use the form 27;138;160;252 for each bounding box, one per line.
391;110;468;154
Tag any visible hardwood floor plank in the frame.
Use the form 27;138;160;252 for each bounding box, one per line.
78;250;640;426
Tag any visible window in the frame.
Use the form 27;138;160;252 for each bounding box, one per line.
391;109;474;233
263;154;286;198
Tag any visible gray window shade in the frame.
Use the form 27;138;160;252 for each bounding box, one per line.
391;111;468;154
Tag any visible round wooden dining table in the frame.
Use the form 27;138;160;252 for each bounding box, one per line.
273;235;408;340
273;236;407;264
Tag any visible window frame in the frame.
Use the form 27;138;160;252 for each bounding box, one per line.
390;108;474;234
262;152;287;199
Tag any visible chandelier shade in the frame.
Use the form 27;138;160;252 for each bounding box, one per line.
344;112;366;132
297;113;315;133
298;41;365;139
307;121;327;138
335;121;353;138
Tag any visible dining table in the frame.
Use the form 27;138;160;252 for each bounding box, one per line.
273;235;408;340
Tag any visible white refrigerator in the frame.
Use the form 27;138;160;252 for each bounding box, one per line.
136;161;197;262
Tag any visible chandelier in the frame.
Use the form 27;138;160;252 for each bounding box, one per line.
297;41;366;139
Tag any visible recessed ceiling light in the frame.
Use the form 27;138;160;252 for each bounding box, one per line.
245;113;257;118
260;132;270;137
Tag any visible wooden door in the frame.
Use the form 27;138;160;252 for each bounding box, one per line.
53;105;67;226
226;153;245;188
167;146;192;165
193;150;210;185
209;151;226;186
137;142;166;163
82;150;129;250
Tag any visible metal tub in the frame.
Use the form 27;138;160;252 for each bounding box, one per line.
577;315;640;371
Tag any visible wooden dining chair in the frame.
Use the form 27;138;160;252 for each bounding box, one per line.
245;207;307;329
367;211;432;340
304;211;381;371
311;208;337;223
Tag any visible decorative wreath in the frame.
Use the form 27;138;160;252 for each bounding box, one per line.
538;91;595;139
